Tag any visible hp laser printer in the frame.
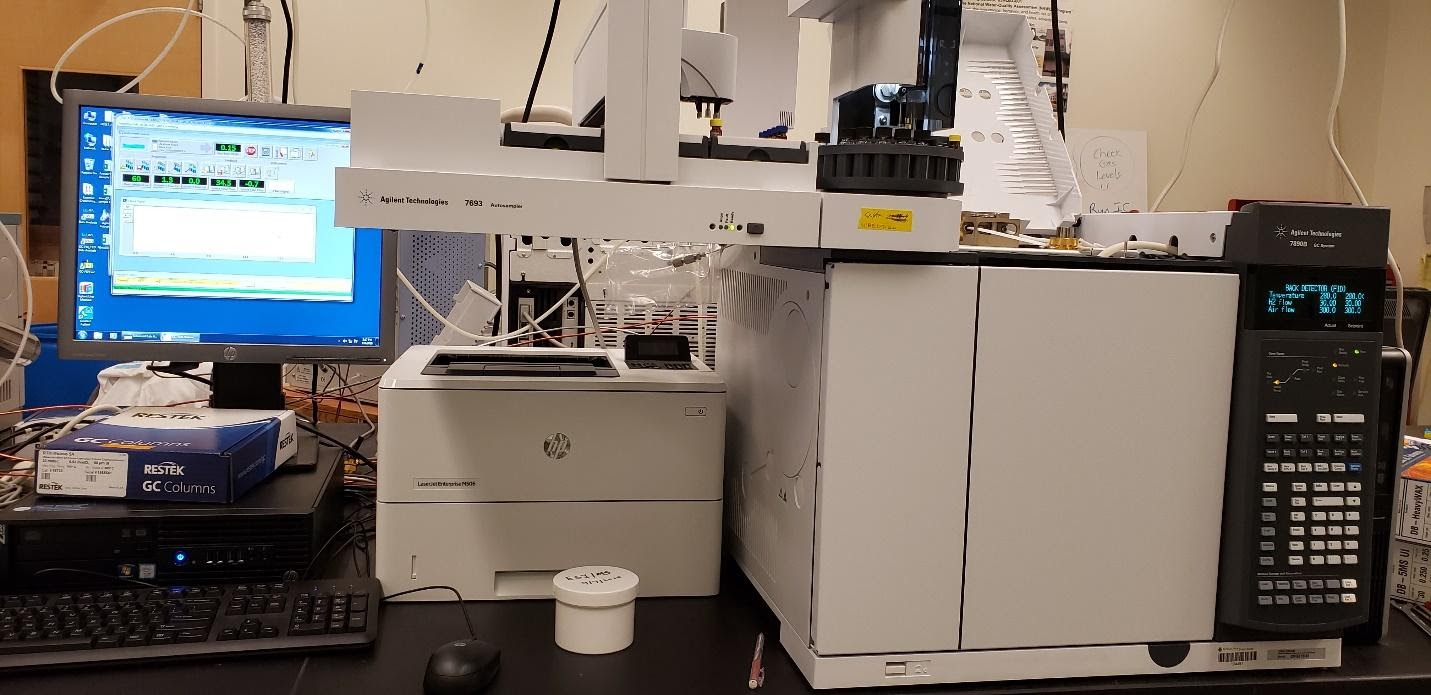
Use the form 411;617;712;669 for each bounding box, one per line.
376;345;726;600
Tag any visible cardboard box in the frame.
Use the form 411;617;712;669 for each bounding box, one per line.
1391;437;1431;601
36;408;296;503
1395;438;1431;545
1391;540;1431;603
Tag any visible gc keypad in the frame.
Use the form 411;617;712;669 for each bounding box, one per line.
1254;415;1368;612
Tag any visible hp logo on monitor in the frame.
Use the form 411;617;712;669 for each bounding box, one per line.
223;347;238;361
543;433;572;460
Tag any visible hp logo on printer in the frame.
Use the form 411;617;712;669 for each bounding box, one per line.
543;433;572;460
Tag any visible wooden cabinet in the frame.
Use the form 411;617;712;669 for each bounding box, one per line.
1;1;202;323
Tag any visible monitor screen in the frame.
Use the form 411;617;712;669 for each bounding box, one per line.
70;102;384;350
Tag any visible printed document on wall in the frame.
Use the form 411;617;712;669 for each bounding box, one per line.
964;0;1073;111
1066;128;1147;214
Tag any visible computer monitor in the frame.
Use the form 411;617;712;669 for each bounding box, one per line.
59;91;395;409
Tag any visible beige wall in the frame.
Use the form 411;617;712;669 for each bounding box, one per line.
203;1;1420;262
1367;0;1429;282
203;0;832;138
1064;0;1356;211
203;1;1396;199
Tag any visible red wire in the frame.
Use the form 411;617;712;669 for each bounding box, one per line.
0;404;93;418
508;314;717;348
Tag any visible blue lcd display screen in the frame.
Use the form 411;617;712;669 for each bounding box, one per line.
1265;283;1367;317
1253;268;1383;332
73;105;382;347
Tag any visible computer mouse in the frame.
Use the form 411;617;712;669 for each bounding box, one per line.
424;639;502;695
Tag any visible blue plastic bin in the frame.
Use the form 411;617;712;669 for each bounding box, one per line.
25;324;119;407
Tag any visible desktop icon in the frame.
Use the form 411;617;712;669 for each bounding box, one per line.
83;158;95;171
83;133;97;148
101;233;111;245
102;159;112;173
83;111;97;123
77;306;94;320
79;236;95;246
101;134;113;148
78;281;94;295
81;182;94;197
79;209;96;223
102;184;112;197
78;260;95;272
100;209;111;224
103;110;114;123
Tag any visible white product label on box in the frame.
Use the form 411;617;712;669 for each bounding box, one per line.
36;450;129;497
1398;479;1431;544
1393;581;1431;603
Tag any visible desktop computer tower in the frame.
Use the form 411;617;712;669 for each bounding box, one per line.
0;453;342;589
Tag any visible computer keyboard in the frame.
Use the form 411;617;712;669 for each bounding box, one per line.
0;577;380;669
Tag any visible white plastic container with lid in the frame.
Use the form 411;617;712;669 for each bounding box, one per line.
552;566;640;654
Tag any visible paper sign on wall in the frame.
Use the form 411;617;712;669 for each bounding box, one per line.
1065;129;1148;214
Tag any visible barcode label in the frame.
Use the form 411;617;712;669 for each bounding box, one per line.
1219;651;1258;663
85;474;98;483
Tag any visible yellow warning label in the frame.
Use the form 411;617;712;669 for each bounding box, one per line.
858;207;914;232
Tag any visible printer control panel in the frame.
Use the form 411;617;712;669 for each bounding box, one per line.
623;334;695;370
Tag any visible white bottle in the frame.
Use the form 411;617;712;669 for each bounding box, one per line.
553;566;639;654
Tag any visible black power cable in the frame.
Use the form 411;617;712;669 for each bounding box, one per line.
3;422;65;456
33;567;160;588
301;517;371;580
297;419;376;469
522;0;562;122
1050;0;1065;134
279;0;295;104
381;586;476;638
147;363;212;385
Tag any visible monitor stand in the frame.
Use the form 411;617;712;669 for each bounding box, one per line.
209;363;286;410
